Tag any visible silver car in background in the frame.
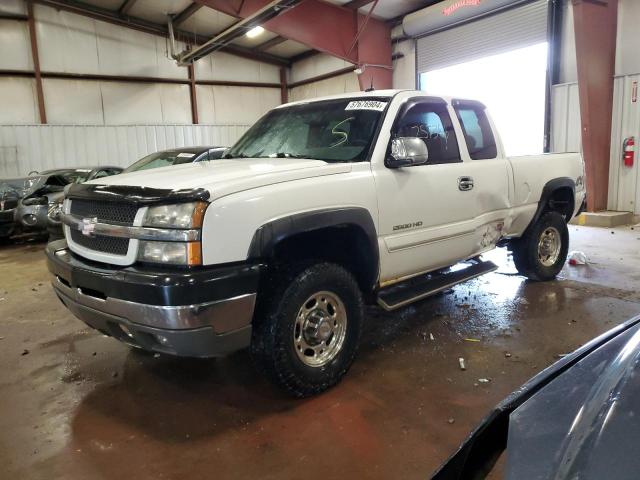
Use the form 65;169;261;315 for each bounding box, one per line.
19;167;122;238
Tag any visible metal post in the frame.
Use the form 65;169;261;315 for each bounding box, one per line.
26;1;47;124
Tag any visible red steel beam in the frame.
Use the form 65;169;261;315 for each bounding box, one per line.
26;1;47;124
196;0;392;90
188;63;199;124
573;0;618;211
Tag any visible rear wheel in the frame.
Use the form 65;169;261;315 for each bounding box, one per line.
251;262;363;397
512;211;569;281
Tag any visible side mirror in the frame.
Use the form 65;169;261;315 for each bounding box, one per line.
386;137;429;168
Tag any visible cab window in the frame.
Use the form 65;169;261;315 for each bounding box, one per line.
453;102;498;160
394;101;461;164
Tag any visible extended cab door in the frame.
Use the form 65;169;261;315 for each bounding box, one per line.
450;100;512;256
373;97;479;284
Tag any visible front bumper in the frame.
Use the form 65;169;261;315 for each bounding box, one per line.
47;240;263;357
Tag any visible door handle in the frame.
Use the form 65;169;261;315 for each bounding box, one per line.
458;176;474;191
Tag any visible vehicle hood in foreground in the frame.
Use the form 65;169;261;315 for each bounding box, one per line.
90;158;353;201
431;316;640;480
505;320;640;480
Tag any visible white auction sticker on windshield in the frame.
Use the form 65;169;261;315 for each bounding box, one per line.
177;153;195;158
345;100;387;111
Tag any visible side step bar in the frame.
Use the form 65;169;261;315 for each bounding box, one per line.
376;260;498;311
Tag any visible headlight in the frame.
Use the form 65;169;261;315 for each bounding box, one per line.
143;201;207;229
137;241;202;266
48;202;62;220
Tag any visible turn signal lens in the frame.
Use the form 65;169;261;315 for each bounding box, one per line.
137;240;202;266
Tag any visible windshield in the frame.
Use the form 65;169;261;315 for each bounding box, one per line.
0;179;26;197
226;98;389;162
123;151;202;173
59;170;90;184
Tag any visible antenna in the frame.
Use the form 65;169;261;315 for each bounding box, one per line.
365;77;375;92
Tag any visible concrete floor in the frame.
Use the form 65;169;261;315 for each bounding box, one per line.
1;224;639;480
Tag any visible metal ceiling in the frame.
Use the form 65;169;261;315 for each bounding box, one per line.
39;0;441;64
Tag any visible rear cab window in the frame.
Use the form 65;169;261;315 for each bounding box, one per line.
453;100;498;160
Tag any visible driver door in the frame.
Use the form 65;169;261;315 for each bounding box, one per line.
374;98;477;284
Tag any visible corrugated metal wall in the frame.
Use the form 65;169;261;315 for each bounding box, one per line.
608;75;640;214
551;75;640;214
550;82;582;153
0;124;250;177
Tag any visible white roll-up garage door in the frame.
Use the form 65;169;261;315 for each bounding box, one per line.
413;0;549;74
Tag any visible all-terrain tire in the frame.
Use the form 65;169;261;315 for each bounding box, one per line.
512;211;569;281
250;262;364;398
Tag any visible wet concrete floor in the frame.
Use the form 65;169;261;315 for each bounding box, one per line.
1;224;639;479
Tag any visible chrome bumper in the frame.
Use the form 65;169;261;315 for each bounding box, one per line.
52;274;256;333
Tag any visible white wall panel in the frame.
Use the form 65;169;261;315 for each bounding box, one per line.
100;82;191;124
196;86;280;124
392;36;416;89
616;0;640;76
558;1;577;85
0;20;33;71
550;82;582;153
0;78;38;124
0;124;250;177
195;51;280;84
289;72;359;102
42;79;104;124
0;0;26;15
290;54;353;84
35;5;100;74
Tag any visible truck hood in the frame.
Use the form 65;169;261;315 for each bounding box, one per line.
94;158;353;200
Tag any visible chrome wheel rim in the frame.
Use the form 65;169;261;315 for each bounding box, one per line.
537;226;561;267
293;291;348;368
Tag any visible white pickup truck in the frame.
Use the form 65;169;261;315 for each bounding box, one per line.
47;90;585;397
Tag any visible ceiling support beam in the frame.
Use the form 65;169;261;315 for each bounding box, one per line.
0;69;281;89
117;0;137;16
178;0;303;64
573;0;618;211
31;0;290;66
344;0;375;9
26;2;47;124
256;35;287;51
172;2;202;26
196;0;392;90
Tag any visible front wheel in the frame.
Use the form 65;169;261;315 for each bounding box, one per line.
251;262;364;397
511;211;569;281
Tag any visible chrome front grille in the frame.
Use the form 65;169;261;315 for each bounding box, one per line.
70;199;138;226
69;228;130;256
66;199;140;261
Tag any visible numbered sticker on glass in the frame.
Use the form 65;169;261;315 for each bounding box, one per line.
344;100;387;111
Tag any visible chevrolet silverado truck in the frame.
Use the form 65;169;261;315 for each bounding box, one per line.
47;90;585;397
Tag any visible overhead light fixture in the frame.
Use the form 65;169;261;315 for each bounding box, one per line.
246;26;265;38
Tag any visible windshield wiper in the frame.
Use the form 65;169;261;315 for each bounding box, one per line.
223;153;248;159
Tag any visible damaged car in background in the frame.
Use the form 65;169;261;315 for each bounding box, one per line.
21;167;122;239
0;178;25;240
432;316;640;480
47;149;227;239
